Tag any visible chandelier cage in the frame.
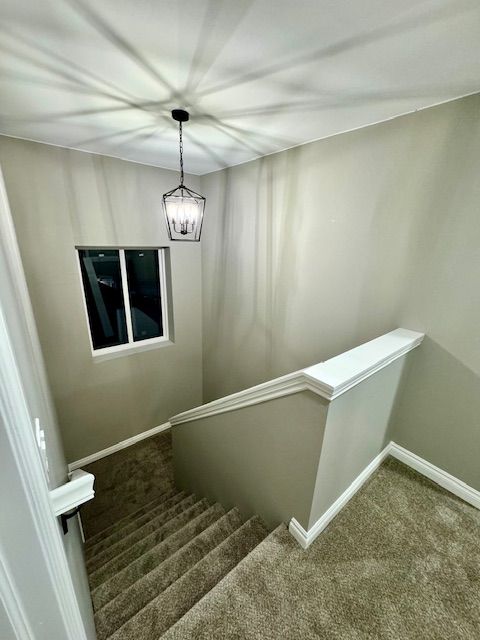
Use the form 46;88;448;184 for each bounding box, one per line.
162;110;206;242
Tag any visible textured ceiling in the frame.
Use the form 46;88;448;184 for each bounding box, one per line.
0;0;479;175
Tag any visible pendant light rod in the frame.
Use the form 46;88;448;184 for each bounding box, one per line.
179;120;184;186
171;109;189;187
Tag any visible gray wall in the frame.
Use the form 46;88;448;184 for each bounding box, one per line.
173;391;328;530
0;600;16;640
200;94;480;491
0;172;95;639
0;137;203;462
200;115;418;401
309;357;405;528
390;95;480;489
172;356;409;532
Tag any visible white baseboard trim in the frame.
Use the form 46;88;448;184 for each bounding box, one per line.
289;443;392;549
388;442;480;510
68;422;171;472
289;441;480;549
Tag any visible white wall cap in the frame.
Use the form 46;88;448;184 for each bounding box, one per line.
170;328;424;425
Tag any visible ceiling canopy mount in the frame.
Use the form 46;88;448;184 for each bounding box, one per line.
171;109;190;123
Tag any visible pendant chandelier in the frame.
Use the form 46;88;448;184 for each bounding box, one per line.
162;109;205;242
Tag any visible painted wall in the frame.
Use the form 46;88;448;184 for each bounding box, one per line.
391;94;480;490
0;600;16;640
0;170;95;639
171;347;412;533
200;94;480;491
0;137;203;462
200;115;417;401
308;357;405;528
173;391;328;530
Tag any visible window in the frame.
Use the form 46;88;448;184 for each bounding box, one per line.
77;248;170;356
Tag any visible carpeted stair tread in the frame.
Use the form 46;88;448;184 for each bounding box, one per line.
86;494;197;573
107;516;268;640
82;481;173;539
81;433;174;538
94;508;245;639
86;491;188;560
159;525;284;640
85;465;173;530
85;488;178;549
91;504;227;612
88;499;211;590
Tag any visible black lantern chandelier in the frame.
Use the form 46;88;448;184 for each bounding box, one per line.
162;109;205;242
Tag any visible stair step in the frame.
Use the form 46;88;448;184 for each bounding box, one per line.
160;525;283;640
94;508;244;639
92;504;227;612
86;491;187;560
86;495;197;573
82;472;174;540
81;433;173;534
88;499;210;590
85;489;177;549
106;516;268;640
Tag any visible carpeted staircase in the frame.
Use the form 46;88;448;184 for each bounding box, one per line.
82;432;480;639
84;484;269;639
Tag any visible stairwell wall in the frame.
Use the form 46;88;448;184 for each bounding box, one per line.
200;93;480;493
0;169;96;639
0;137;203;462
0;600;16;640
173;390;328;530
308;356;406;529
391;95;480;490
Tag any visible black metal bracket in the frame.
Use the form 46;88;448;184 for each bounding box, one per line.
61;507;81;535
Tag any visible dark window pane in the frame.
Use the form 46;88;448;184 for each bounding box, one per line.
78;249;128;349
125;250;163;341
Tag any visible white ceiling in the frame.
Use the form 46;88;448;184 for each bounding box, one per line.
0;0;479;175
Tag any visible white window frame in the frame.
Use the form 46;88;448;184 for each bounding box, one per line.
76;247;171;360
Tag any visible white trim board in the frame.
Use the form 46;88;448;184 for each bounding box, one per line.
388;442;480;511
170;329;424;426
68;422;171;472
289;444;392;549
50;469;95;516
289;441;480;549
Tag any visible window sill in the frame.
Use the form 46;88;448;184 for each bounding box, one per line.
91;337;173;363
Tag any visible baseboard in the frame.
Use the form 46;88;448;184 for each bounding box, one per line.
68;422;171;472
289;443;392;549
290;441;480;549
388;442;480;510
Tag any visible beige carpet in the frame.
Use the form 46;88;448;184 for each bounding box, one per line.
81;431;174;538
83;435;480;639
162;458;480;639
83;438;269;640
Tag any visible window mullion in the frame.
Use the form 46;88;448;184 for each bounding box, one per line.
119;249;134;344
